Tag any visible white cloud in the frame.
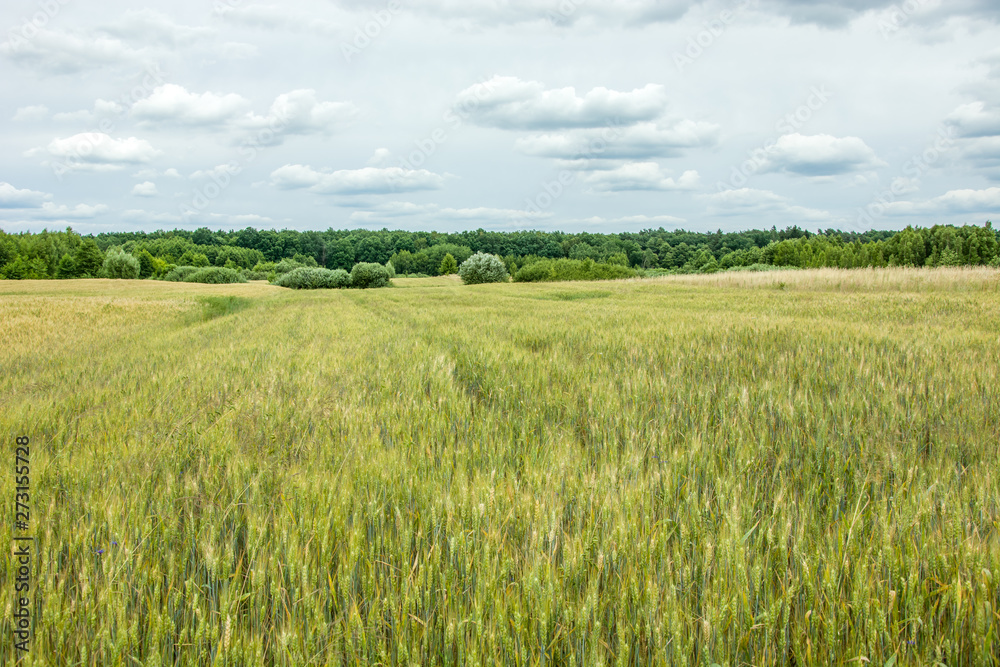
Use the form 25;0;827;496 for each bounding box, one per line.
270;164;446;195
706;188;832;221
516;119;719;160
0;182;51;208
354;0;691;27
455;76;668;130
882;187;1000;215
215;4;341;37
347;201;551;225
582;162;700;192
190;164;241;180
219;42;259;59
28;133;161;171
240;89;359;138
575;213;687;226
367;148;393;167
946;102;1000;138
13;105;49;122
0;29;144;74
52;99;124;124
123;209;275;226
760;133;885;176
131;84;251;127
132;182;158;197
37;202;109;219
99;9;215;46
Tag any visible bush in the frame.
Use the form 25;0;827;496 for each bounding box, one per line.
274;267;351;289
241;269;270;281
189;267;245;284
513;258;637;283
102;248;141;279
186;267;247;284
163;266;201;282
459;252;509;285
350;262;391;289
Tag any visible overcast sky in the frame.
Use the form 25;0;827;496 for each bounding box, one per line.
2;0;1000;235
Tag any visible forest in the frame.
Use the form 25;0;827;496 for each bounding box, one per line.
0;222;997;281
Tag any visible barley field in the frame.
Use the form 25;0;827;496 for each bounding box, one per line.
2;268;1000;666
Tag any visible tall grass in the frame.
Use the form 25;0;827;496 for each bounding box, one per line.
1;269;998;665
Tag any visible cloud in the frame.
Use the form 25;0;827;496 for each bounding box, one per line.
132;182;158;197
575;213;687;226
240;89;359;138
946;102;1000;139
99;9;215;46
706;187;831;221
270;164;446;195
0;183;52;208
28;133;161;171
131;84;251;127
214;4;340;37
52;99;124;124
37;202;109;219
345;0;691;28
582;162;700;192
347;201;552;225
190;164;241;180
123;209;276;226
0;29;145;74
13;105;49;122
516;119;719;159
455;76;668;130
760;133;885;176
219;42;259;59
881;187;1000;215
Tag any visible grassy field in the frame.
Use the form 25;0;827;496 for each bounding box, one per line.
2;268;999;666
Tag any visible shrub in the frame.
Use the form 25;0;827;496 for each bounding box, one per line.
186;267;247;284
241;269;270;281
385;261;396;279
350;262;391;289
513;258;637;283
274;267;351;289
164;266;201;282
459;252;508;285
103;248;141;279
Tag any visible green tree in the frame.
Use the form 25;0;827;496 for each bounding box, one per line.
74;238;104;277
438;253;458;275
136;249;156;279
56;253;78;278
327;238;355;271
178;250;210;267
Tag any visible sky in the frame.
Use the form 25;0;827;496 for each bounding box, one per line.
1;0;1000;235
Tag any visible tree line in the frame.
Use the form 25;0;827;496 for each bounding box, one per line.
0;222;997;280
